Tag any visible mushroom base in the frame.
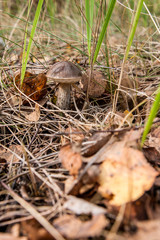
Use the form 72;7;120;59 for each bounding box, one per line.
56;83;71;109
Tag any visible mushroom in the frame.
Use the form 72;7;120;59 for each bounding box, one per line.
47;61;82;109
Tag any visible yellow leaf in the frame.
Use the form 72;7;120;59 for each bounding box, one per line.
98;142;158;206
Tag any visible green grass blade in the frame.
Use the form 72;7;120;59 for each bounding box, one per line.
141;91;160;146
22;0;31;75
85;0;90;55
3;11;86;57
93;0;116;64
113;0;144;110
90;0;94;34
141;1;160;145
125;0;144;61
47;0;56;27
21;0;44;86
85;0;94;61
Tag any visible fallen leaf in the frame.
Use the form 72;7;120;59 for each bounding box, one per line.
124;194;151;221
0;233;27;240
0;145;24;163
37;96;48;107
98;142;158;206
11;223;20;238
79;183;95;194
64;195;107;215
143;147;160;165
53;214;107;238
6;91;21;106
125;219;160;240
123;129;143;144
25;104;40;122
82;132;111;157
83;165;100;184
148;126;160;154
64;175;83;195
14;71;47;103
148;138;160;153
79;165;100;194
65;130;142;195
82;129;142;159
151;125;160;138
64;168;99;195
59;144;82;176
21;219;54;240
154;176;160;187
144;125;160;165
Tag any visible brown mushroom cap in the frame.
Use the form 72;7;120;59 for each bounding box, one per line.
46;61;82;83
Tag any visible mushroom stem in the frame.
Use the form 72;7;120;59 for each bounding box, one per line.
56;83;71;109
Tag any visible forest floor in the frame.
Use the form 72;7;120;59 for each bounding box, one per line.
0;7;160;240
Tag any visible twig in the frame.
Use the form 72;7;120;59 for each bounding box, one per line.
1;181;65;240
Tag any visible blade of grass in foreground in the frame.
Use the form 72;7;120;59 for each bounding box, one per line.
141;91;160;146
21;0;31;79
114;0;144;111
85;0;94;62
141;1;160;146
124;0;144;61
93;0;116;64
21;0;44;86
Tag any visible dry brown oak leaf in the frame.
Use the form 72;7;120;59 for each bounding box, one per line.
59;144;82;176
15;71;47;102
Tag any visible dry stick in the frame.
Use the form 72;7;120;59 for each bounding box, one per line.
5;125;38;194
1;181;65;240
28;113;50;149
0;214;41;227
31;168;63;197
0;200;60;227
7;160;60;184
144;2;160;34
113;58;125;113
118;98;148;129
72;94;90;123
5;124;62;197
23;148;38;195
33;157;63;198
107;204;126;240
0;71;22;122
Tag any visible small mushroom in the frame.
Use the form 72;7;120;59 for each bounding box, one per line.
47;61;82;109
